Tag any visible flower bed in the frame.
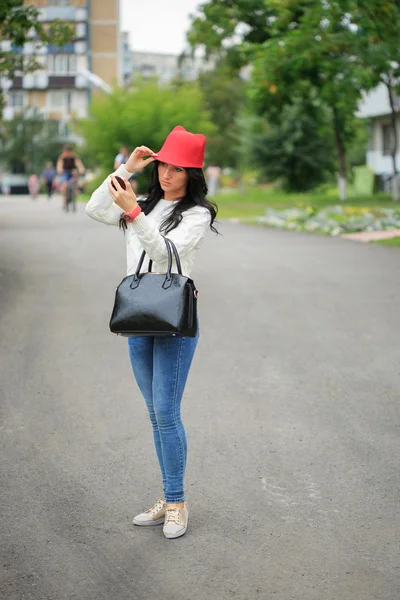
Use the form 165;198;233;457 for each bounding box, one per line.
256;205;400;236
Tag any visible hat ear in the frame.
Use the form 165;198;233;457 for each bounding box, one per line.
172;125;187;133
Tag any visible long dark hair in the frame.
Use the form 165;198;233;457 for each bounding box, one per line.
119;161;219;234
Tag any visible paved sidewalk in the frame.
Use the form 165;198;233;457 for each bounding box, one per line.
341;229;400;242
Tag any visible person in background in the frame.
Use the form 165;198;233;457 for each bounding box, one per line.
114;144;130;170
57;145;85;210
42;161;57;200
114;144;141;193
28;174;40;200
205;163;222;197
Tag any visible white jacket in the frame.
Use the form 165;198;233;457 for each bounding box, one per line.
85;164;211;278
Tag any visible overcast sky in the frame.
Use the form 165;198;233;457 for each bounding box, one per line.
120;0;203;54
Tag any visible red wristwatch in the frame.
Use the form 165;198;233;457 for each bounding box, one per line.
122;205;142;222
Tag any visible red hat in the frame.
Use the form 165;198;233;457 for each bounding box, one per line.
154;126;206;168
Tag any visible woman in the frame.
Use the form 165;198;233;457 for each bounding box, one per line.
85;126;218;539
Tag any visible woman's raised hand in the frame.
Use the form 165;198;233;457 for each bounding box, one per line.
125;146;157;173
108;175;137;213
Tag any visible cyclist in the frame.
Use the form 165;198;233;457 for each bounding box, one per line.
57;145;85;210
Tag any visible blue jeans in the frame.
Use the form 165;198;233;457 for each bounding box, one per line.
128;330;199;503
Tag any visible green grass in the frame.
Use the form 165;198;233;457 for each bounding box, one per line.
79;184;395;224
214;186;393;220
77;193;90;202
374;236;400;247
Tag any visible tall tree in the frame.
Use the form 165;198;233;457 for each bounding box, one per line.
0;0;73;113
197;64;247;168
250;0;370;200
188;0;371;199
238;99;336;191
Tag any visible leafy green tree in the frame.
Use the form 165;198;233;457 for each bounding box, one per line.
0;109;68;174
188;0;372;199
77;80;216;191
188;1;277;68
197;65;247;168
238;99;335;191
0;0;73;114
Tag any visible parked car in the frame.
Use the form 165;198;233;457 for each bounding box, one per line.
1;173;29;195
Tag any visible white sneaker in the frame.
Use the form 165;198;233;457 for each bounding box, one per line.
133;499;166;526
163;502;189;539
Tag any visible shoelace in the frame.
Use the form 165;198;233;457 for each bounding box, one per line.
146;500;165;516
165;507;183;526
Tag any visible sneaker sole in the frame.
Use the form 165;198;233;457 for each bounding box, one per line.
163;525;188;539
133;517;165;526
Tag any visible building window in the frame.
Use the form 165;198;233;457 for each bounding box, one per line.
31;92;41;107
10;43;24;54
49;90;72;113
47;54;77;75
9;92;26;107
47;43;75;54
53;0;69;5
382;124;395;156
49;90;66;106
140;64;156;76
76;22;86;38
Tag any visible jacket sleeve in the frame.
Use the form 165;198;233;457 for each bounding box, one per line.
130;206;212;263
85;164;132;226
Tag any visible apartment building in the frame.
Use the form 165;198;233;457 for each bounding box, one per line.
2;0;121;123
121;31;133;85
127;50;214;85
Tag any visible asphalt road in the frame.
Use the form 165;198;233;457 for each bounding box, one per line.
1;195;399;600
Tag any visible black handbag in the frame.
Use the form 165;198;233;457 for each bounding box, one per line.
109;237;198;337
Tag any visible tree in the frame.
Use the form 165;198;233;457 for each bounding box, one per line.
238;99;336;191
0;0;73;113
197;64;247;168
77;80;216;191
188;0;277;67
351;1;400;200
188;0;372;199
251;1;370;200
0;109;68;174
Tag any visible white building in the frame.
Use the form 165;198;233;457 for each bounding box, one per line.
357;83;399;188
121;31;133;86
126;50;214;85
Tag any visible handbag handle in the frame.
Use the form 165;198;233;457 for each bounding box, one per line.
130;236;173;289
148;237;183;275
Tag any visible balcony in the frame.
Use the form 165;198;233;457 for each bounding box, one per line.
47;43;75;55
23;73;49;89
48;76;76;89
11;76;23;89
38;7;88;22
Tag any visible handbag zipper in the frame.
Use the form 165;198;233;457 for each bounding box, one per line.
188;287;194;328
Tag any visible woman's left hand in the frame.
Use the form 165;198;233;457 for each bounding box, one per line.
108;175;137;213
